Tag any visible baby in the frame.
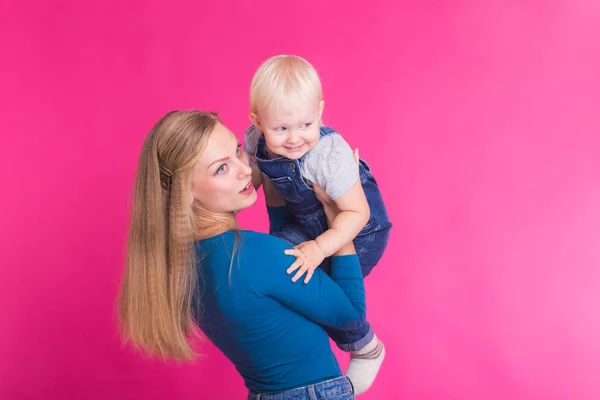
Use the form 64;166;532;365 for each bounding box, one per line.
244;55;393;395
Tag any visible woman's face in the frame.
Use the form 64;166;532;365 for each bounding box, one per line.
192;123;257;214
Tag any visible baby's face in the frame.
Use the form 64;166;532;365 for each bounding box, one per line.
258;100;324;160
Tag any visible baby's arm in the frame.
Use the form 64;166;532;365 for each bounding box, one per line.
314;178;369;257
313;146;367;257
288;147;368;283
289;177;368;283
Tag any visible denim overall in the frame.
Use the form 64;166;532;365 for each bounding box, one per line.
255;126;392;350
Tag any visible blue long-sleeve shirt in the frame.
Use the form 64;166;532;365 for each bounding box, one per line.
194;206;366;393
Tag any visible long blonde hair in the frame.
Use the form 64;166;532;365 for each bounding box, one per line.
118;110;221;361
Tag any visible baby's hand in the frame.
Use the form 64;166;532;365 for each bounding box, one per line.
283;240;325;283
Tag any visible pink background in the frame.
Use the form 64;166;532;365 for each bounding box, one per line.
1;1;599;399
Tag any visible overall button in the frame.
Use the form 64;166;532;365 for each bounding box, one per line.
289;162;296;170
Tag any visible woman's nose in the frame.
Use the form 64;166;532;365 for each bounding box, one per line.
237;159;252;177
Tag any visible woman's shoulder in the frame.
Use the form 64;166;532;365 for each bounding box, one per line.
239;230;293;261
239;230;291;252
198;230;290;248
197;231;292;268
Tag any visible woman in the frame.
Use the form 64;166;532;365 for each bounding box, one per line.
118;110;365;399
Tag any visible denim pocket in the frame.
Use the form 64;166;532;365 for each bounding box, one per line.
358;159;372;182
265;175;304;203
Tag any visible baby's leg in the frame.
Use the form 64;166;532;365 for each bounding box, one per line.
327;230;389;394
332;228;390;394
326;323;385;396
353;227;391;277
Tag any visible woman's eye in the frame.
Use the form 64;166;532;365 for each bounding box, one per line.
236;144;242;155
216;164;227;174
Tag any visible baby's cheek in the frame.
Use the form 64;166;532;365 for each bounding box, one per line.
263;131;278;143
305;140;319;152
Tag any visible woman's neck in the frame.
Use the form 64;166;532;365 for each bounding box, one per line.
195;212;239;241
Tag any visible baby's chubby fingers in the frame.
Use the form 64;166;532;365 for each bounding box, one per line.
291;266;309;283
284;248;302;257
303;268;316;284
284;248;305;275
286;258;304;275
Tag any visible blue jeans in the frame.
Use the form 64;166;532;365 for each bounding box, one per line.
248;376;354;399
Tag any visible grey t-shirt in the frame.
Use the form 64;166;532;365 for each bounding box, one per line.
244;125;359;200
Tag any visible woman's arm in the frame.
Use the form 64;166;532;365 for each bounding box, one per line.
262;246;366;331
255;189;366;330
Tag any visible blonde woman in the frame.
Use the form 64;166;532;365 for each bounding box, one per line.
118;110;366;399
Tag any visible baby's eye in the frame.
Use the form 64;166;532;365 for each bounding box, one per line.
301;123;312;129
275;127;287;132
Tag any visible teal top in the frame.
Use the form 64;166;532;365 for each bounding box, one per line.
194;206;366;392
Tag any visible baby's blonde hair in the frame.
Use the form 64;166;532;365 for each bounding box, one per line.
250;55;322;115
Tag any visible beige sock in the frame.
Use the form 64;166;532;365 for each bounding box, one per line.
345;335;385;395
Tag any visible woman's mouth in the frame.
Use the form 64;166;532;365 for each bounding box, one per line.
240;181;253;194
